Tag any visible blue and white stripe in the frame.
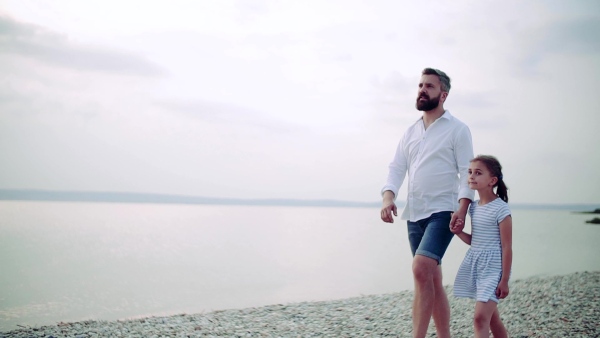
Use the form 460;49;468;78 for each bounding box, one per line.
454;198;511;303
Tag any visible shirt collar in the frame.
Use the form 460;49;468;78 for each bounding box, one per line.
441;110;452;120
415;110;453;122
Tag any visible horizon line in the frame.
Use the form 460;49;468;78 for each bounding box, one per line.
0;188;380;208
0;189;598;210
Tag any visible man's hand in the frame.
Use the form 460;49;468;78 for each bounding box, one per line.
381;191;397;223
449;198;470;230
449;211;466;230
449;218;464;234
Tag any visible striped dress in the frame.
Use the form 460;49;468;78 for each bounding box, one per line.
453;198;511;303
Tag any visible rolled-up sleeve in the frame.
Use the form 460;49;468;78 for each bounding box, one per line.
454;124;475;202
381;136;408;200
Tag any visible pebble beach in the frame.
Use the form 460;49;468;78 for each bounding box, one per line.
2;271;598;338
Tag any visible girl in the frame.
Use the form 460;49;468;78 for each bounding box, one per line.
450;155;512;338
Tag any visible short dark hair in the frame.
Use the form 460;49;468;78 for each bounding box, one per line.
422;68;451;92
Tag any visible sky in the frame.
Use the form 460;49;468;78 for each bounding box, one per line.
0;0;599;205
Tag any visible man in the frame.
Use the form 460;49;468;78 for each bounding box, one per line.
380;68;474;338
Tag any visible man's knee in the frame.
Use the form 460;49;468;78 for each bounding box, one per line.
412;255;438;283
432;265;444;286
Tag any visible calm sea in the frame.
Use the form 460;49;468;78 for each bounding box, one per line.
1;201;599;331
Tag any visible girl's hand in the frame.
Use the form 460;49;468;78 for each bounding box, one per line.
449;218;464;234
496;280;509;299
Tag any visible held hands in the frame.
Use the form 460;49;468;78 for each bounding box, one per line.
496;280;509;299
450;199;469;234
449;216;464;234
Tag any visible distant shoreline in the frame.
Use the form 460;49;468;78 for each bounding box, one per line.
0;189;598;211
573;208;600;214
0;189;379;208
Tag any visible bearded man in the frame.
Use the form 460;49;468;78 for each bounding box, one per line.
380;68;474;338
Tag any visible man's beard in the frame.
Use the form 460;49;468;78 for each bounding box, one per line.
416;93;441;111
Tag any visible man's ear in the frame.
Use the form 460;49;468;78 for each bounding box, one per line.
441;92;449;103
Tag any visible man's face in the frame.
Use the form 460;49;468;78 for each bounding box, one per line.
415;74;445;111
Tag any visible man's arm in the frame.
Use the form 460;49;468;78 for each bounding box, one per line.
450;124;475;228
380;135;408;223
454;124;474;202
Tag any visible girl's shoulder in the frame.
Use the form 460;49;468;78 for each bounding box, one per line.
470;199;505;207
491;198;512;218
470;198;511;212
492;198;510;209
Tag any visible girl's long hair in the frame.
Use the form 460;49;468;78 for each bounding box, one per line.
471;155;509;202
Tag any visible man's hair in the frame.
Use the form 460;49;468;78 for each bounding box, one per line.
422;68;451;93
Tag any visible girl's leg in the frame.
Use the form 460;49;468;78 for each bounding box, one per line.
473;301;497;338
490;307;508;338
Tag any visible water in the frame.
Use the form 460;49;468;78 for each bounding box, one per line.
0;201;599;331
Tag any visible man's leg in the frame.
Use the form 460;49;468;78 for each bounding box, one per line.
411;255;438;338
407;212;454;338
432;265;451;338
411;258;451;338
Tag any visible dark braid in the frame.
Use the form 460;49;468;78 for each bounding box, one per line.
471;155;509;202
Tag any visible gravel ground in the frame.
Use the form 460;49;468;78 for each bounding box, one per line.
2;271;598;337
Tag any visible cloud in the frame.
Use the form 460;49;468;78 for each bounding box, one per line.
368;71;499;116
366;71;417;122
448;92;496;110
540;18;600;54
0;15;165;76
154;99;306;135
370;71;413;92
515;16;600;73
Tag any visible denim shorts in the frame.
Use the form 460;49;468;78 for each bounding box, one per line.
407;211;454;265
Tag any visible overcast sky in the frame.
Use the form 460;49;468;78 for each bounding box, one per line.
1;0;599;205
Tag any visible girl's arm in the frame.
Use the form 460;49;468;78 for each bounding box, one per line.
496;215;513;299
456;230;472;245
449;218;472;245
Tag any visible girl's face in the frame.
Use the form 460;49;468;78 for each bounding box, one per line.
468;161;497;191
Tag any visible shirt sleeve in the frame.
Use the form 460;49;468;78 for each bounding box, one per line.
496;203;511;224
381;134;408;200
468;201;475;218
454;124;475;202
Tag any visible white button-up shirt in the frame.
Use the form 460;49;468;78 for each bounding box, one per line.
382;110;474;222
